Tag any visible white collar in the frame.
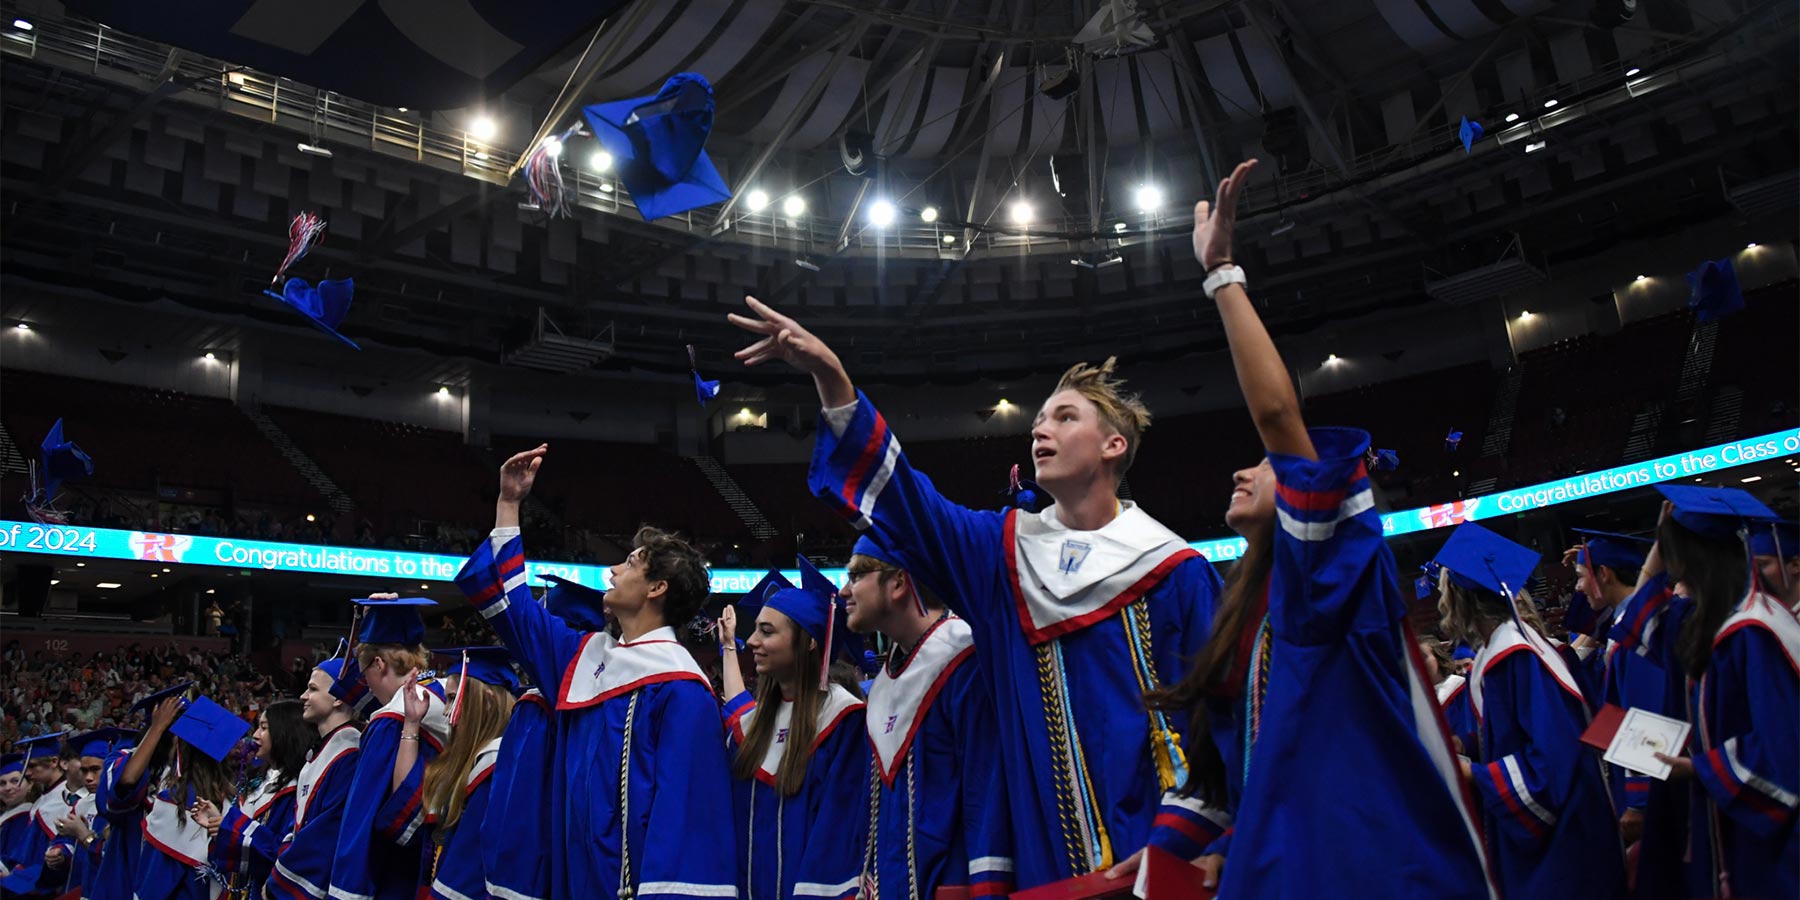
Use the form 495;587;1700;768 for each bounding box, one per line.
866;617;976;785
375;682;450;746
1435;672;1466;705
558;626;711;709
295;725;360;827
742;684;864;785
1714;590;1800;675
1008;502;1195;643
1471;620;1586;718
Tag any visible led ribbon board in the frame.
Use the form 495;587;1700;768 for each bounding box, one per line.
4;429;1794;587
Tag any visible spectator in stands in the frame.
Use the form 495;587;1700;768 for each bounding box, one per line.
205;601;224;636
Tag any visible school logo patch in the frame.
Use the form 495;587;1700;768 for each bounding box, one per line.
1058;540;1092;575
776;727;788;744
885;715;898;734
593;659;607;678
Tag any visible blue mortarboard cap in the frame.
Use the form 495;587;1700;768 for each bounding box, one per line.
583;73;733;222
13;732;65;763
1445;430;1464;452
264;277;360;350
1571;528;1651;573
1373;448;1400;472
351;596;436;646
851;533;931;616
168;696;251;762
1654;484;1777;541
1414;561;1443;600
1686;258;1744;323
70;727;137;760
739;569;794;605
39;419;95;502
1004;464;1048;513
1432;522;1541;599
129;681;196;718
1751;521;1799;559
1452;643;1477;661
0;753;22;776
693;371;721;406
1458;116;1484;153
436;646;520;694
316;640;367;707
540;574;609;632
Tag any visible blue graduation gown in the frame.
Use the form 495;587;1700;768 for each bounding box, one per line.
209;772;298;898
41;792;96;897
134;784;222;900
481;688;553;900
1607;573;1693;900
808;391;1221;886
457;532;740;900
1685;592;1799;900
87;749;152;900
1436;673;1479;756
0;781;85;897
330;685;449;900
0;801;32;872
1192;429;1496;899
267;723;361;900
1469;619;1626;900
726;685;870;900
861;616;1013;898
376;738;501;900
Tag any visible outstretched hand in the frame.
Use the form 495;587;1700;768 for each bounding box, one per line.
500;444;547;505
401;669;428;726
1192;158;1258;271
727;296;855;407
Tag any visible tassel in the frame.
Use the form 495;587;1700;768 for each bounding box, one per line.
819;598;836;691
272;212;327;285
451;652;470;728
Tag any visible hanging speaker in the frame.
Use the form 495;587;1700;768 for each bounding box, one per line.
840;130;877;179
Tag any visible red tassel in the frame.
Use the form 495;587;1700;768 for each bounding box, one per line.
272;212;327;285
818;599;835;691
451;652;469;728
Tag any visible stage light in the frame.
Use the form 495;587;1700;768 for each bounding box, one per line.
1636;275;1648;282
542;137;562;158
14;322;28;330
12;19;32;31
1746;242;1759;250
1135;184;1162;211
1009;201;1032;225
1543;99;1559;109
739;408;752;417
297;143;334;158
438;386;451;397
942;234;956;244
996;399;1011;410
204;351;217;360
1325;354;1340;365
1452;470;1461;477
1625;67;1641;77
470;116;497;140
1519;310;1533;321
920;206;938;223
97;582;121;589
868;200;895;227
746;189;770;212
591;150;613;171
783;194;806;217
305;514;316;523
1504;113;1520;123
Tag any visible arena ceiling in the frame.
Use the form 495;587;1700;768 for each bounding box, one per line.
0;0;1794;379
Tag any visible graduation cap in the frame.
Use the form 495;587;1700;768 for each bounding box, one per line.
0;753;22;777
1444;430;1464;452
1372;448;1400;472
583;73;732;222
1686;257;1744;323
37;418;94;503
1654;484;1777;541
13;732;66;764
1458;116;1484;153
264;278;360;350
743;559;858;689
687;344;720;407
850;532;928;617
1006;463;1048;514
169;696;251;762
1570;528;1652;574
1751;521;1798;560
128;681;197;718
313;640;367;708
540;574;609;632
1432;522;1541;609
351;596;437;646
70;727;137;760
1452;643;1477;661
437;646;520;723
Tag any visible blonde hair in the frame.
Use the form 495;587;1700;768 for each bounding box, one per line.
1437;569;1551;648
422;678;513;830
1051;357;1152;475
355;644;430;678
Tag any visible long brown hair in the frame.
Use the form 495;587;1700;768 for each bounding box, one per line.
1658;516;1751;679
1437;570;1551;647
422;679;513;830
1145;519;1274;804
731;618;826;797
160;737;233;825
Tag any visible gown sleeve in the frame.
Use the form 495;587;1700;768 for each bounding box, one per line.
210;789;295;883
1691;626;1799;835
455;531;588;695
1266;427;1396;644
373;754;428;848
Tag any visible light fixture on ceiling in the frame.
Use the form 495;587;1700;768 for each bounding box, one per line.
919;206;938;223
599;182;614;193
470;116;497;140
1009;201;1033;225
437;386;451;396
942;233;956;244
782;194;806;217
1135;184;1162;212
1625;67;1641;77
1504;112;1520;123
591;150;613;171
1525;141;1547;153
97;582;121;589
1543;99;1559;108
868;200;895;227
1519;310;1533;321
745;189;770;212
794;256;821;272
1270;219;1297;236
1741;475;1763;484
203;351;217;361
397;107;409;113
14;322;29;330
1746;242;1759;250
297;143;334;158
12;19;33;31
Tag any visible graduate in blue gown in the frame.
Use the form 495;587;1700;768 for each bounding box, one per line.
717;560;870;900
830;533;1012;898
119;690;249;900
0;753;32;876
1420;636;1479;756
263;654;364;900
0;731;76;897
40;728;131;897
330;595;452;900
196;700;308;899
730;239;1220;894
379;649;516;900
456;445;738;900
1434;523;1626;900
1104;160;1494;899
1618;486;1798;900
480;577;597;900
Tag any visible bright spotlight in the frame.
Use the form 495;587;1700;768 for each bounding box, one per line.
920;206;939;223
204;351;217;360
868;200;895;227
1625;67;1641;77
1009;201;1033;225
542;137;562;158
1504;113;1520;123
470;116;497;140
437;385;451;396
783;194;806;217
1135;184;1163;211
746;189;770;212
590;150;613;171
1543;99;1559;109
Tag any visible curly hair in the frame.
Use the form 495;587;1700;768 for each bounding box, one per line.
1050;356;1153;475
632;526;711;628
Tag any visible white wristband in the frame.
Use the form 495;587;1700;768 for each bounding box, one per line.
1203;264;1247;299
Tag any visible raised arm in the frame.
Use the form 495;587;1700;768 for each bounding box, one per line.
1195;159;1315;462
717;605;747;701
119;696;182;790
728;296;855;409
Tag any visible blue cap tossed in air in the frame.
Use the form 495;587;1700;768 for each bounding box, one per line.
584;73;732;222
265;278;360;350
1686;257;1744;323
1458;116;1484;153
38;418;94;504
